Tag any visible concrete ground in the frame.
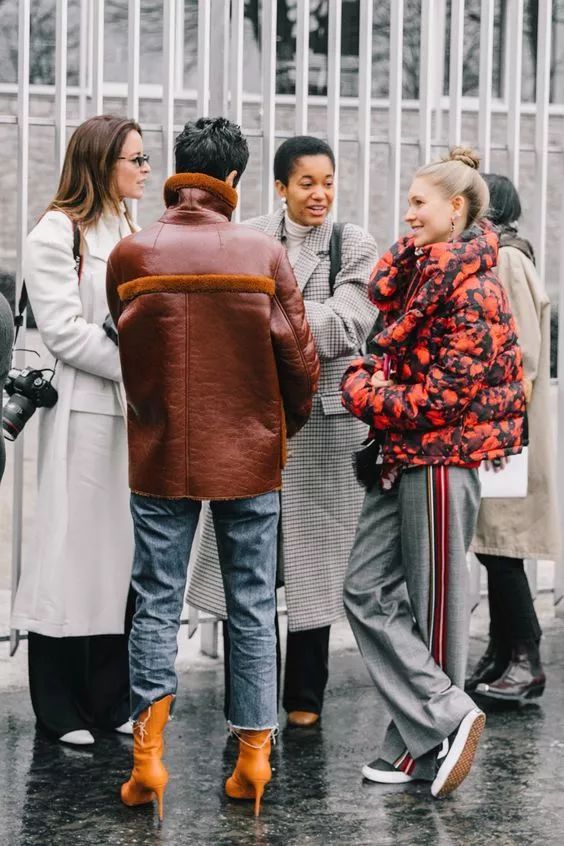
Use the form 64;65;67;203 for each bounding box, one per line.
0;592;563;846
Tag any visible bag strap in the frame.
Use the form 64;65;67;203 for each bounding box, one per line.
14;221;81;343
328;221;345;296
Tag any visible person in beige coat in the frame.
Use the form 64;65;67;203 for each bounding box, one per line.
468;174;560;702
11;115;150;745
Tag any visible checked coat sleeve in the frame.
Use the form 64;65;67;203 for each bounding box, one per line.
304;224;378;361
271;246;320;437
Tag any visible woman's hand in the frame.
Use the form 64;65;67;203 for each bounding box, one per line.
523;378;533;404
371;370;393;388
482;456;510;473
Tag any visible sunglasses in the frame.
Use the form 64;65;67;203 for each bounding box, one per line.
118;154;150;168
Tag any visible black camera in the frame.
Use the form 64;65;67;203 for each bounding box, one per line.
2;367;58;441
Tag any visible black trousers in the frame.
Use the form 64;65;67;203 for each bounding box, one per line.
27;592;134;738
223;619;330;720
477;554;542;646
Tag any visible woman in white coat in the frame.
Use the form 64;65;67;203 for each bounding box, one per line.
12;115;151;745
467;174;560;701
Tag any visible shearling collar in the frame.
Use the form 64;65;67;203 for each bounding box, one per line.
163;173;238;212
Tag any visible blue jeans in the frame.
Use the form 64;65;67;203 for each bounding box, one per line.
129;492;279;729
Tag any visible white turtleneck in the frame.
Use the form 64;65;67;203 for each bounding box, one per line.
283;211;313;268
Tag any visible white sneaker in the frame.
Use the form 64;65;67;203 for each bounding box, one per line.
59;730;95;746
114;721;133;735
362;757;415;784
431;708;486;799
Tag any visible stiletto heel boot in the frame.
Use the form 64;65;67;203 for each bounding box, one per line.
120;694;173;821
225;728;274;816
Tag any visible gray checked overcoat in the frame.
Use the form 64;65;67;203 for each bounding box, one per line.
186;208;379;631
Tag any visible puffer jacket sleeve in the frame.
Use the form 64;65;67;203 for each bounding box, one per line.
341;296;497;431
25;211;122;382
271;246;320;437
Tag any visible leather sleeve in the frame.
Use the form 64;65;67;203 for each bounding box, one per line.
271;247;320;437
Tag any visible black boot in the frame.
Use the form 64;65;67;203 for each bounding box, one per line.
465;640;510;693
476;640;546;702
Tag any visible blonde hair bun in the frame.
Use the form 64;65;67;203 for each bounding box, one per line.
447;146;481;170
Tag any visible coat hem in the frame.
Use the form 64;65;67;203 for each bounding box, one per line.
130;484;282;501
470;546;558;561
10;616;126;638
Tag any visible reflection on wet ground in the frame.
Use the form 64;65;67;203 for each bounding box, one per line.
1;623;563;846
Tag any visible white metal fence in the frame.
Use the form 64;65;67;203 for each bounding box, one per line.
3;1;564;653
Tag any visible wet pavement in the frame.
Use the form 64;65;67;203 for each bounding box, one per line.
1;608;563;846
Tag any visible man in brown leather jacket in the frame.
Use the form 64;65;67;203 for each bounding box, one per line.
106;117;319;817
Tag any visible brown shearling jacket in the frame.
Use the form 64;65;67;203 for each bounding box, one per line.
106;173;319;500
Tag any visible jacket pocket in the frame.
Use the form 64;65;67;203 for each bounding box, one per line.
320;393;349;416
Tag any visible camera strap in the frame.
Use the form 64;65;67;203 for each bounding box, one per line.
14;221;81;344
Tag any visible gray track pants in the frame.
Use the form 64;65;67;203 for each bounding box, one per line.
344;465;480;780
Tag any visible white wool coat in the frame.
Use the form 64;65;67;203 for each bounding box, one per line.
11;210;135;637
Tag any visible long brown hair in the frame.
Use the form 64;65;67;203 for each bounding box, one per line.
47;115;142;228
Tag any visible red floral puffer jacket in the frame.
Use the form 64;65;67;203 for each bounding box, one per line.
340;222;526;465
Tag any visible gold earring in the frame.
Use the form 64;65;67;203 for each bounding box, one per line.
450;216;456;236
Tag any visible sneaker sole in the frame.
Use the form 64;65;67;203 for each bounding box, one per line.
362;764;414;784
431;710;486;799
476;683;545;702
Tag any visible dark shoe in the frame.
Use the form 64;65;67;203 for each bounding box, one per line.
464;639;510;692
287;710;319;727
476;641;546;702
431;708;486;799
362;757;415;784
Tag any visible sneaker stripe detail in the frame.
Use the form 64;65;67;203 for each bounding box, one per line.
394;750;415;775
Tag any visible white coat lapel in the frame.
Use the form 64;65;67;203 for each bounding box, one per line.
82;210;132;261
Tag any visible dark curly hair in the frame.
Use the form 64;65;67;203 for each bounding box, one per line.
174;117;249;186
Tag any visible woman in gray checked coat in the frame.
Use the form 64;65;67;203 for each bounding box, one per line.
187;136;378;725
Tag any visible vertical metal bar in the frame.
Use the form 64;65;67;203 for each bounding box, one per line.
478;0;494;172
11;0;32;657
230;0;244;126
357;0;372;231
229;0;245;222
197;0;211;117
433;0;447;144
388;0;404;243
524;559;538;601
326;0;342;218
175;0;185;92
162;0;176;178
506;0;523;187
55;0;69;173
557;187;564;611
78;0;89;121
92;0;104;115
209;0;230;116
127;0;141;121
295;0;310;135
419;0;434;165
261;0;277;214
533;0;552;284
448;0;464;149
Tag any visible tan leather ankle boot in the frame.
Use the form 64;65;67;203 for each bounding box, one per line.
120;694;173;820
225;728;273;816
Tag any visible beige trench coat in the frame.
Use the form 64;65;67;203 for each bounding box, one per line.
472;244;560;560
